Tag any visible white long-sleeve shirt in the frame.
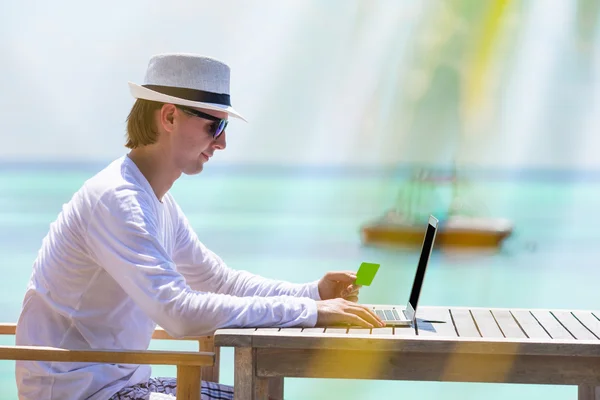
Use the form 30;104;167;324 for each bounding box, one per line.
15;155;321;400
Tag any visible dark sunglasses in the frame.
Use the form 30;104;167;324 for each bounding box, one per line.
175;105;228;139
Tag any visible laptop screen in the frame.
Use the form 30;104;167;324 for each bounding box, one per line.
408;215;438;311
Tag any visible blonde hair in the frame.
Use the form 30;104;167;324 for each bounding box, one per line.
125;99;164;149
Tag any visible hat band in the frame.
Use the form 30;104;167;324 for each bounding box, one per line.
142;84;231;106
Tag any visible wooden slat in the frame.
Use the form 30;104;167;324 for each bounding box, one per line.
1;323;222;385
491;310;527;339
416;308;457;337
573;311;600;339
213;328;255;347
301;328;325;334
348;328;380;336
268;377;284;400
256;347;600;385
450;309;481;338
531;311;574;340
151;327;213;342
280;328;303;333
470;309;504;338
552;311;598;340
423;306;600;314
197;336;219;383
510;310;551;339
370;327;394;335
0;345;214;366
324;327;348;335
578;385;600;400
1;324;215;343
235;348;269;400
240;329;600;356
151;328;177;340
393;326;417;337
0;323;16;335
177;365;202;400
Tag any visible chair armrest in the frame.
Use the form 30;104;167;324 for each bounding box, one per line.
151;327;215;341
0;323;15;335
0;345;213;400
151;328;220;383
0;345;214;366
0;324;214;342
0;323;221;383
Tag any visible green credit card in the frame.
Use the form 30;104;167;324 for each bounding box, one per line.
355;262;380;286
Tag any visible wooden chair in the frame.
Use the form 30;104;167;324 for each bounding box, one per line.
0;323;221;400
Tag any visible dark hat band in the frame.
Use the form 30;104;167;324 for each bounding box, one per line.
142;84;231;106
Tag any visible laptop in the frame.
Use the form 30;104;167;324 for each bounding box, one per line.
371;214;438;326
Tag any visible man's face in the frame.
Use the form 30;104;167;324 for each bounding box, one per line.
165;105;228;175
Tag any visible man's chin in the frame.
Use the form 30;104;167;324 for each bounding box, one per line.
182;163;204;176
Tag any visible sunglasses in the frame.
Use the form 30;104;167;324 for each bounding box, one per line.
175;105;228;139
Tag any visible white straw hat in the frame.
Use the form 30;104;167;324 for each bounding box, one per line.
128;53;246;121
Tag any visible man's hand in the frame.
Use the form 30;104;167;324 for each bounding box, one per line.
318;271;361;302
316;298;385;328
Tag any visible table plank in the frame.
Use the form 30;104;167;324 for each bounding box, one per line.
227;328;600;355
255;347;600;385
530;310;574;340
416;308;457;337
346;328;376;335
324;328;349;335
279;328;304;333
470;309;504;338
211;328;255;347
510;310;550;339
368;328;394;335
450;309;481;338
551;311;598;340
491;310;527;339
393;326;417;337
572;311;600;339
301;328;325;334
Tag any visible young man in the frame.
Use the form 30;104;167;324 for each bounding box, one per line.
15;53;384;400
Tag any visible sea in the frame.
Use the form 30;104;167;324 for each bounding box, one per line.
1;161;599;399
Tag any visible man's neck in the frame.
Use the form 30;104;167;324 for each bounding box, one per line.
127;146;181;201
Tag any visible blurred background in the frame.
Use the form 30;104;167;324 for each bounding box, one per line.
2;0;600;398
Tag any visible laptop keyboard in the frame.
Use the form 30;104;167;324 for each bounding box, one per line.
374;308;404;321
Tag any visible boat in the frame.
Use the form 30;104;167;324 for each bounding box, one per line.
360;167;513;250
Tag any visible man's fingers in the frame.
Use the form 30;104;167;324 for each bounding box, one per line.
316;298;386;328
348;303;384;326
346;283;361;292
340;284;361;298
363;306;384;325
343;288;360;302
356;307;383;327
344;313;373;329
336;300;382;327
346;286;360;295
324;271;357;283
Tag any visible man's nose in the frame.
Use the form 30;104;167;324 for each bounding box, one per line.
213;132;226;150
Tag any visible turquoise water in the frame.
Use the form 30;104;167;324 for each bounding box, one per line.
2;164;600;399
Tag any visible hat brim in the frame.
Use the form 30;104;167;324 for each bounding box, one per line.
128;82;247;122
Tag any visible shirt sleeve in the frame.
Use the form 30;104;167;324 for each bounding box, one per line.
172;203;322;301
84;187;318;338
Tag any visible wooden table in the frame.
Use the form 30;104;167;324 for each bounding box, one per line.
214;306;600;400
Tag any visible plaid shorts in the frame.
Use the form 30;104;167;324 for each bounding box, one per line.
109;377;234;400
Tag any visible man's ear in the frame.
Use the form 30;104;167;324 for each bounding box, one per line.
159;104;177;132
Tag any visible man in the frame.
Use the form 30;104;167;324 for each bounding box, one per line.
14;53;384;400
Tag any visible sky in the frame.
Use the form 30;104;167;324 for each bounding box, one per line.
1;0;600;170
